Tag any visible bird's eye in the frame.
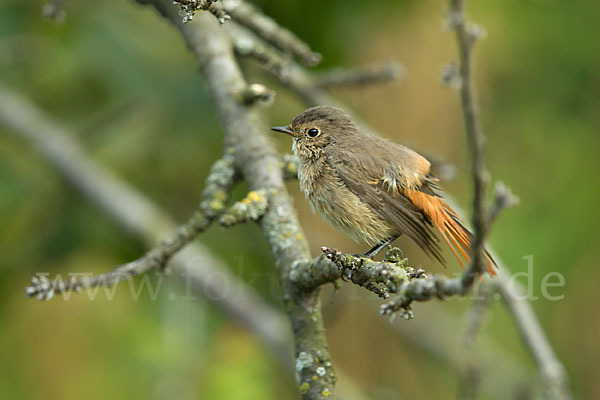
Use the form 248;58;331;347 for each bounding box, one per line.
307;128;320;138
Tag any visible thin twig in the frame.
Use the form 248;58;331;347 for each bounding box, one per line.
312;62;404;89
489;181;519;224
229;23;326;106
221;0;321;65
449;0;490;288
25;153;236;300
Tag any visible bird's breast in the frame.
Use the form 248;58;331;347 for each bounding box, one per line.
297;157;394;245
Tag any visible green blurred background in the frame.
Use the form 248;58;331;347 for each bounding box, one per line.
1;0;599;399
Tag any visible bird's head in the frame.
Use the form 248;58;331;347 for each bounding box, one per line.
271;106;359;158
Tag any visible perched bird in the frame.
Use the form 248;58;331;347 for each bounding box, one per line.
272;105;496;275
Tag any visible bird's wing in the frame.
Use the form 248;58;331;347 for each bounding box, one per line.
327;136;497;273
326;138;445;263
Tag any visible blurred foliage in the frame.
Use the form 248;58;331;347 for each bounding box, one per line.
0;0;599;399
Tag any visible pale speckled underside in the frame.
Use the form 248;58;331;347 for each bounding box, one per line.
294;139;403;246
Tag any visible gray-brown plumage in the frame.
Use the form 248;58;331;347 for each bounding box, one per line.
272;105;496;274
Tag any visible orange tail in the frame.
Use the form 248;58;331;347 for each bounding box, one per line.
405;190;497;276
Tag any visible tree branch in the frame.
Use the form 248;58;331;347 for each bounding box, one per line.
219;189;268;227
489;181;519;224
25;153;237;300
304;247;479;319
221;0;321;66
312;62;404;89
238;82;275;105
228;23;326;105
449;0;491;288
293;247;426;303
494;270;572;400
142;2;336;397
171;0;230;24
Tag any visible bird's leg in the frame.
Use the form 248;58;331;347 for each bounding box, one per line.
362;235;400;258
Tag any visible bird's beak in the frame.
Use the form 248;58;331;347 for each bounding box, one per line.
271;126;296;137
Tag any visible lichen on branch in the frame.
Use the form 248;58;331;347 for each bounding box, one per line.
292;247;431;320
220;189;268;227
171;0;229;24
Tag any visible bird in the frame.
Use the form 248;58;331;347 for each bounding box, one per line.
271;105;496;275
